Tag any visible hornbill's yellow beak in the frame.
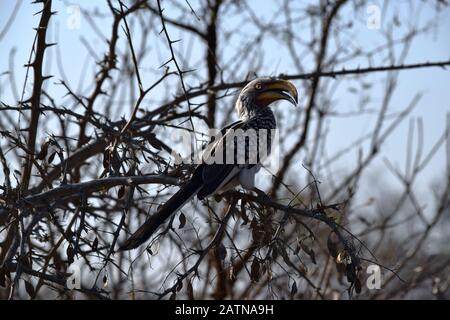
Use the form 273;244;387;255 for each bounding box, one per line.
255;79;299;107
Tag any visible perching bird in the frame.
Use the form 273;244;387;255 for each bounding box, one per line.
119;77;298;250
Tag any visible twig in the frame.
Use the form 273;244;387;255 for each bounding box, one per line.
20;0;53;193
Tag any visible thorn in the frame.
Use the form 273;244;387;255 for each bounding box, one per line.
32;9;44;17
181;69;196;75
159;58;173;68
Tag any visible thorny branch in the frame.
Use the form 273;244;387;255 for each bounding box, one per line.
1;0;449;300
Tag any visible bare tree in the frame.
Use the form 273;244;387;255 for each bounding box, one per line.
0;0;449;300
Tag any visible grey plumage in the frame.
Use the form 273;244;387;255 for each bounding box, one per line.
120;77;298;250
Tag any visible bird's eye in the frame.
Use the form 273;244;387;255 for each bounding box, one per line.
255;83;262;90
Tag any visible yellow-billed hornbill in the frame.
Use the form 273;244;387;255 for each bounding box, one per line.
120;78;298;250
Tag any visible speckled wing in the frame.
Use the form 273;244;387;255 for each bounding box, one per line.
197;121;246;199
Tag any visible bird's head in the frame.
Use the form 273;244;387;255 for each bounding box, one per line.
236;77;298;118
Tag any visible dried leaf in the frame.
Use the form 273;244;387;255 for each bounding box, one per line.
24;280;35;297
324;206;342;223
290;281;298;299
36;140;50;160
327;231;340;258
103;274;108;288
0;269;5;287
117;186;125;199
110;152;121;172
309;249;317;264
251;220;265;244
279;246;291;265
346;265;356;283
67;245;75;265
150;240;160;255
36;149;47;161
217;243;227;261
250;217;257;228
260;263;267;277
240;201;249;225
336;261;346;273
102;151;109;169
48;151;57;164
187;279;194;299
178;213;186;229
176;280;183;292
355;277;362;294
54;253;64;271
250;259;260;282
297;264;308;277
337;251;351;265
92;237;99;250
271;247;279;260
228;267;235;281
300;242;317;264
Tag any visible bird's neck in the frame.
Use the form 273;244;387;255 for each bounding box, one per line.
237;98;275;122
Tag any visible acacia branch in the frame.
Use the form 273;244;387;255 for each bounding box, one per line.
20;0;53;192
22;174;179;207
145;59;450;120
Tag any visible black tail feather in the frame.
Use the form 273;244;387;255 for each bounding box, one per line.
119;172;203;251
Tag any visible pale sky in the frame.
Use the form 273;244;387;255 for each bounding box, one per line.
1;0;449;212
